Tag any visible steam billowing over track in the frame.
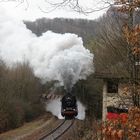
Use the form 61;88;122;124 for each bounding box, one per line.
0;7;94;120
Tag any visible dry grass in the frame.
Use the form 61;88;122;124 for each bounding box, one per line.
0;113;54;140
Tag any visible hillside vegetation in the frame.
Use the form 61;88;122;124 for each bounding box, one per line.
0;61;45;133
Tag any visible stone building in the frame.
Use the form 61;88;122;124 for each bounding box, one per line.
94;73;133;121
102;78;133;121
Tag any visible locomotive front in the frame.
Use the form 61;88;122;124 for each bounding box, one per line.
61;93;78;119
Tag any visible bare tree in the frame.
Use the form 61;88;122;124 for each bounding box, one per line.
39;0;114;14
0;0;114;14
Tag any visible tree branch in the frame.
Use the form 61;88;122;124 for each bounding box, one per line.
41;0;113;14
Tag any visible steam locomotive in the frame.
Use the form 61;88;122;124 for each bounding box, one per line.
61;93;78;119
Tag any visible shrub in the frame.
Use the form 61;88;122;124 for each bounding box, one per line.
101;107;140;140
0;110;9;133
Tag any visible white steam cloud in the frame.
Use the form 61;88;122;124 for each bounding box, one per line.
0;7;94;91
46;98;86;120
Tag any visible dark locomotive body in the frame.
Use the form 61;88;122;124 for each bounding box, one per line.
61;93;78;119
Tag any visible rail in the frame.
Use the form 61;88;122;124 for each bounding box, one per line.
39;119;74;140
54;119;74;140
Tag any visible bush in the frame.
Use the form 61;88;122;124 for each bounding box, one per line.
8;100;25;129
101;107;140;140
23;102;45;122
0;110;9;133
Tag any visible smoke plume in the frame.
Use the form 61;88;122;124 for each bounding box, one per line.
0;7;94;91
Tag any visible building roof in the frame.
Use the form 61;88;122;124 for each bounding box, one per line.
93;72;130;80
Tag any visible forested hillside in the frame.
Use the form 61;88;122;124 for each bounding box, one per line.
87;8;140;77
25;18;98;43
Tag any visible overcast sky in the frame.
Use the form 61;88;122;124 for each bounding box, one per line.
0;0;113;21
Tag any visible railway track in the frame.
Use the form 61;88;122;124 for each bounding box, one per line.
39;119;74;140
